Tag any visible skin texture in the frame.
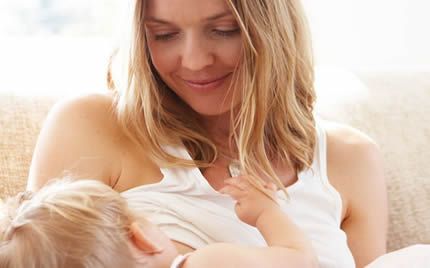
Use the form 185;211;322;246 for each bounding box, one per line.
27;0;388;267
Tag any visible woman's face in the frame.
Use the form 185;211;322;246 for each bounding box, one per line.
144;0;243;116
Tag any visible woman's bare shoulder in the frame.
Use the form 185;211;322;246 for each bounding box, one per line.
323;120;378;150
323;120;385;215
48;92;118;125
27;92;125;190
323;121;387;265
44;92;122;145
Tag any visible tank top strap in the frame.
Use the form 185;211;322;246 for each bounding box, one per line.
314;118;343;224
161;144;193;160
315;119;328;179
158;144;211;195
159;144;193;176
298;119;326;182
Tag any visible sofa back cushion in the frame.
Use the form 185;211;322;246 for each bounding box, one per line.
0;93;56;198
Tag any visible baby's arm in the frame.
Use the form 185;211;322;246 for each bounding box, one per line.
222;177;315;253
179;176;319;268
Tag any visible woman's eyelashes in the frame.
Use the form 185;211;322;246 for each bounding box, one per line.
153;32;178;41
212;28;241;38
151;28;241;42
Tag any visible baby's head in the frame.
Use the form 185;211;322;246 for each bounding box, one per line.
0;179;177;268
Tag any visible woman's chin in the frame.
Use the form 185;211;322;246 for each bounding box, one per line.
190;105;233;118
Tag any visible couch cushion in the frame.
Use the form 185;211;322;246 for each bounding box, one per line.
315;69;430;251
0;93;56;199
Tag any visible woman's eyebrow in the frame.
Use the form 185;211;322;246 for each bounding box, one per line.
205;11;233;21
144;17;172;25
145;11;233;25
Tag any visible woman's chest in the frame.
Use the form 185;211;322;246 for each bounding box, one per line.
202;159;298;191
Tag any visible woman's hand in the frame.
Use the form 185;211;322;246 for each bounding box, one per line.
219;176;279;227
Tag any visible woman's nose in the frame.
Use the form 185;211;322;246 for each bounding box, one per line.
180;34;215;71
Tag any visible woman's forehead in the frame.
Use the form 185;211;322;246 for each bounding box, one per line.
145;0;234;24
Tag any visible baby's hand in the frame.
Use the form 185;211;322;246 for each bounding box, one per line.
219;176;280;227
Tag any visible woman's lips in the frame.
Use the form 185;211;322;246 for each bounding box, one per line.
182;73;231;92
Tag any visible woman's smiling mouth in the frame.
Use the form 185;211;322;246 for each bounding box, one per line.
182;73;232;92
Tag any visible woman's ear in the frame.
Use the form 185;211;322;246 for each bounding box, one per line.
129;221;164;254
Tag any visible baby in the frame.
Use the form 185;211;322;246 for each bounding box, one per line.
0;177;317;268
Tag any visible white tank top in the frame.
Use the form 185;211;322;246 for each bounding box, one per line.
122;121;356;268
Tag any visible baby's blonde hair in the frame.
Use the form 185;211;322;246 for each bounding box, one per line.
0;179;136;268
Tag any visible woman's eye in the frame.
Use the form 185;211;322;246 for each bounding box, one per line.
213;28;241;37
153;33;177;41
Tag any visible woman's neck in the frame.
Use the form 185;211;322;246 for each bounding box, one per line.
200;111;232;144
199;111;239;160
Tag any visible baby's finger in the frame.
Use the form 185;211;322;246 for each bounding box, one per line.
264;182;278;191
219;185;245;200
225;178;248;190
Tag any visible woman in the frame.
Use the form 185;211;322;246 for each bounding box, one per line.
27;0;387;267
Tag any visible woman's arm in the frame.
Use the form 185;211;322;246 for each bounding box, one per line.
326;123;388;267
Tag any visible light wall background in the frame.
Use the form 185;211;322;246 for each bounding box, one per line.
303;0;430;71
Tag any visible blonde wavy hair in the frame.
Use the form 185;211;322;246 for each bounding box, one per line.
0;179;136;268
111;0;316;192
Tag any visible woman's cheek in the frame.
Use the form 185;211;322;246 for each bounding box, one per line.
149;47;172;72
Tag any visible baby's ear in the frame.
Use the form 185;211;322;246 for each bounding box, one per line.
129;222;164;254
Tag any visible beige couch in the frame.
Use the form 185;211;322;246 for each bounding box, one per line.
1;70;429;252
